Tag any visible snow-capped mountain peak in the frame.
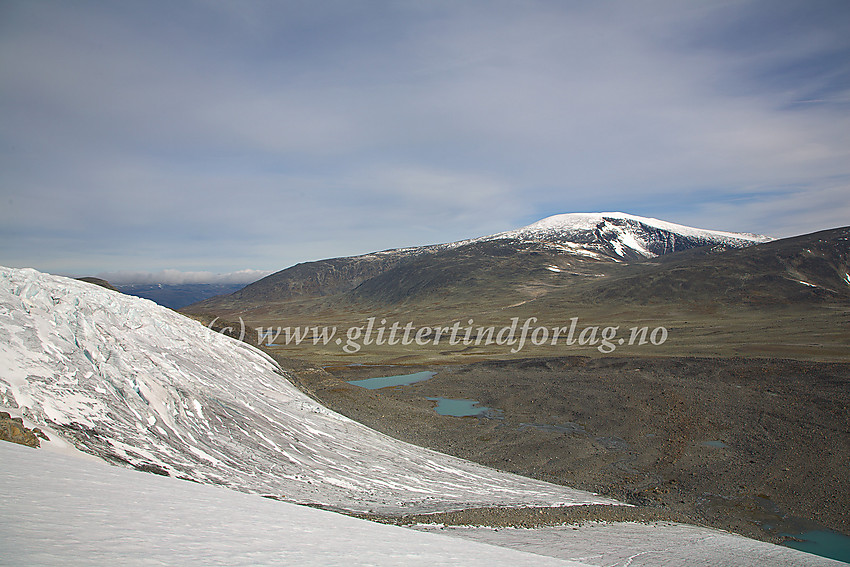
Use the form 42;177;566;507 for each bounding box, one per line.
188;212;776;308
516;212;767;240
486;212;773;260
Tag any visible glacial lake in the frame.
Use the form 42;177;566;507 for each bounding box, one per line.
346;371;436;389
427;397;501;418
781;530;850;563
346;372;501;418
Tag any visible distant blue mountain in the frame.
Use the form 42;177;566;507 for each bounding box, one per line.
115;283;246;310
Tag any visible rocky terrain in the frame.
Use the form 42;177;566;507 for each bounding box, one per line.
0;411;47;448
279;355;850;544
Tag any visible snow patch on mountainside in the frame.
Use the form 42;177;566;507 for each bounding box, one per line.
0;266;621;514
361;212;771;263
518;212;768;240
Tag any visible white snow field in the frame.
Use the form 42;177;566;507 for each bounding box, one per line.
2;439;839;566
0;266;619;513
413;523;845;567
0;441;589;567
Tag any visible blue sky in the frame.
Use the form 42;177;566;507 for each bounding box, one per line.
2;0;849;283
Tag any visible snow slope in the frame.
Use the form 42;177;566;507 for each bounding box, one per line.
3;435;839;566
513;212;769;241
0;441;590;567
413;523;844;567
0;266;619;514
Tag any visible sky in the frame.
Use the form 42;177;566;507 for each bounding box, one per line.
2;0;849;283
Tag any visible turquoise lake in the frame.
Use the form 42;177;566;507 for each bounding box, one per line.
426;397;500;417
781;530;850;564
346;371;436;389
346;372;501;417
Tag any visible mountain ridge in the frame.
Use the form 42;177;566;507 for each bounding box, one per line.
181;217;849;364
189;212;772;309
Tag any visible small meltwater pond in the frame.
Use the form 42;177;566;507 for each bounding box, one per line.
347;372;501;418
346;371;436;390
426;397;501;418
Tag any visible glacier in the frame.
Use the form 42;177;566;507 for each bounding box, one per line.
0;265;619;514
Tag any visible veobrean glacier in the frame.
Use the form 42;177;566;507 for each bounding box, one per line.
0;265;619;514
